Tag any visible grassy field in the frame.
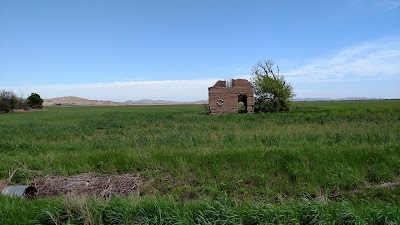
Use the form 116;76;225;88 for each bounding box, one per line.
1;100;399;224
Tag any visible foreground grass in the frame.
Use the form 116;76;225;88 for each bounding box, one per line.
1;196;399;224
0;100;399;224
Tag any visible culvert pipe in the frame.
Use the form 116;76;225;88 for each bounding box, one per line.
1;185;37;199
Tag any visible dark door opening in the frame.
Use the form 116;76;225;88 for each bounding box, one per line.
238;94;248;113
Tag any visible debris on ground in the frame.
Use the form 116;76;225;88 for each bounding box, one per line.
0;179;8;193
29;173;144;198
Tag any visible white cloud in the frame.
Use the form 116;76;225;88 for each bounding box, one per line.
352;0;400;11
383;0;400;10
284;37;400;84
2;38;399;101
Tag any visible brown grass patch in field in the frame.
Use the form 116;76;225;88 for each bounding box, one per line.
30;173;144;198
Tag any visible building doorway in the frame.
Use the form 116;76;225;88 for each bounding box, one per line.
238;94;248;113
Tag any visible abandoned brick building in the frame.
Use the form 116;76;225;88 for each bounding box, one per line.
208;79;254;114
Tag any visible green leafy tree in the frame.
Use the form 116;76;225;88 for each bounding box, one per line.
251;60;295;112
27;93;43;109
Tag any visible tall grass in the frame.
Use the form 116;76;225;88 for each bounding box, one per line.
1;101;399;201
1;196;399;225
0;100;399;223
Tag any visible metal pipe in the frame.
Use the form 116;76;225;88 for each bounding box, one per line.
1;185;37;199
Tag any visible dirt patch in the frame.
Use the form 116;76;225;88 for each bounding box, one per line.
13;108;45;113
0;179;9;192
376;181;400;188
314;179;400;202
30;173;144;198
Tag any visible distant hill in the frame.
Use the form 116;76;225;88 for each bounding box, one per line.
44;96;207;106
44;96;385;107
124;99;180;105
43;96;121;106
292;97;380;102
124;99;207;105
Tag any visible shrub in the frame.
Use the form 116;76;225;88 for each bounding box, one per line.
251;59;295;112
0;90;20;113
27;93;43;109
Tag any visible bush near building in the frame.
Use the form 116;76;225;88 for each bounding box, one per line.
0;90;42;113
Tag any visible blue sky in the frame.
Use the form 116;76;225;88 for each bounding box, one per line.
1;0;399;101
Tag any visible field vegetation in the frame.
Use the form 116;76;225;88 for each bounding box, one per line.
0;100;399;224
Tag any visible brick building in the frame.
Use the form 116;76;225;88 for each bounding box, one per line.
208;79;254;114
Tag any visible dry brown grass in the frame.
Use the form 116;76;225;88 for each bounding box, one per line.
0;179;8;192
30;173;144;198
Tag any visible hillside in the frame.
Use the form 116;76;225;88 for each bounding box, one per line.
44;96;207;106
44;96;121;106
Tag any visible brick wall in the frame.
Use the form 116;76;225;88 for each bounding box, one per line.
208;79;254;114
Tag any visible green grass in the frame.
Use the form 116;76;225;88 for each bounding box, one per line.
1;196;399;225
1;100;400;224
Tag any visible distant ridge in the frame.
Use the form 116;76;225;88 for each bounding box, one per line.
124;99;180;104
292;97;381;102
44;96;389;107
44;96;207;106
44;96;120;106
124;99;207;105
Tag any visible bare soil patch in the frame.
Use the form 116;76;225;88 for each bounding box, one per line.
314;179;400;202
0;179;8;192
30;173;144;198
13;108;46;113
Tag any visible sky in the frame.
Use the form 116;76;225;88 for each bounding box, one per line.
0;0;399;101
